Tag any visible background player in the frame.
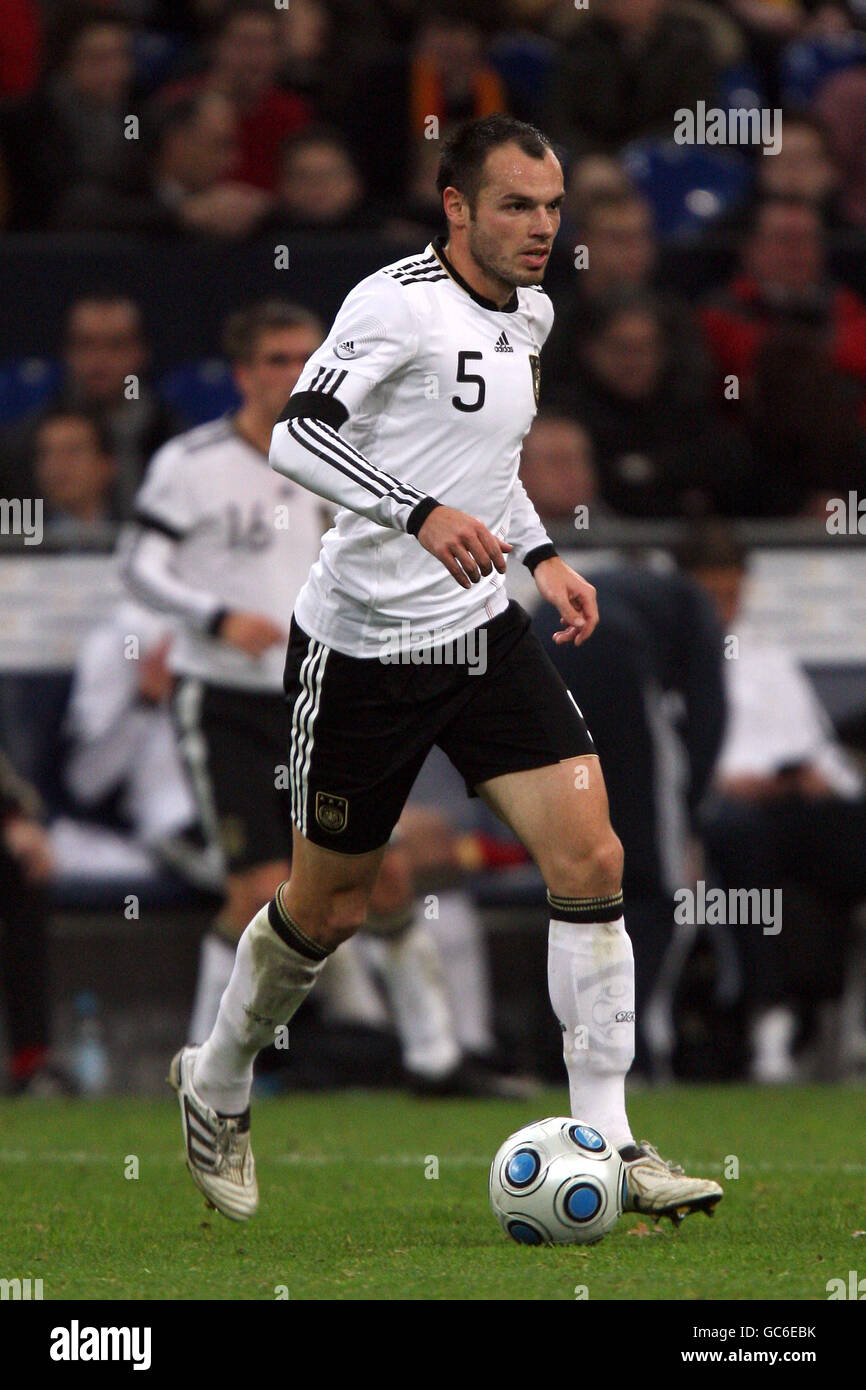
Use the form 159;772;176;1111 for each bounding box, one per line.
170;116;723;1226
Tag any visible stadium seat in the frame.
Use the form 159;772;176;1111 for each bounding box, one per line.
717;61;765;116
621;138;753;241
157;359;241;427
0;358;61;423
488;33;557;120
779;33;866;108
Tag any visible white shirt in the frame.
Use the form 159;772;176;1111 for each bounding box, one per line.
269;239;555;657
121;417;325;691
717;636;863;797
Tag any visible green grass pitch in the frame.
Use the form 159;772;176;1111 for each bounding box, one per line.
1;1083;863;1300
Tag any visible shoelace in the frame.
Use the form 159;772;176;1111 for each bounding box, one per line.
214;1118;245;1170
638;1141;685;1176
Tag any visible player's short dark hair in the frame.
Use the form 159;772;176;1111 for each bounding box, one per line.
674;520;748;574
35;406;114;459
222;301;324;363
436;115;554;212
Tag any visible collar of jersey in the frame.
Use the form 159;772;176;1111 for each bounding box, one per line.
431;236;518;314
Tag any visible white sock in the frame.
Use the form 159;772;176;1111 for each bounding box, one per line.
193;902;325;1113
188;932;237;1045
368;918;461;1077
425;889;495;1056
547;916;635;1149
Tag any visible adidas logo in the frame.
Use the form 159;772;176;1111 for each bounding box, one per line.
494;332;513;353
334;339;357;359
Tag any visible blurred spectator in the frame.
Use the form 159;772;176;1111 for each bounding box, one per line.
73;89;272;239
2;296;179;518
0;7;139;230
682;523;866;1080
0;0;43;99
814;67;866;231
700;196;866;441
546;289;750;516
545;189;709;400
275;0;388;120
739;326;865;515
268;126;384;232
544;0;721;156
32;408;117;541
343;6;508;199
716;111;847;232
518;411;601;525
55;600;221;892
169;0;311;191
560;153;633;240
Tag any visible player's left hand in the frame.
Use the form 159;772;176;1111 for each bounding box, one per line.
533;556;598;647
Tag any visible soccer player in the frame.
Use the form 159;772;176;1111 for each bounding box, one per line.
170;115;723;1225
121;302;326;1044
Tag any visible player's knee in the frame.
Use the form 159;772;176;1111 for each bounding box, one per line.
547;828;623;898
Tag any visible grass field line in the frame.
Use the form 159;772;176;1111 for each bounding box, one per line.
2;1148;866;1174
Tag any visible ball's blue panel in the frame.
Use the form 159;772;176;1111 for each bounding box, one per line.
507;1220;544;1246
505;1148;541;1188
621;1171;629;1210
565;1183;602;1222
569;1124;605;1152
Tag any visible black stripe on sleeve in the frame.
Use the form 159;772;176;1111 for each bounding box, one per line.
132;506;186;541
278;390;349;429
299;417;424;509
293;417;425;510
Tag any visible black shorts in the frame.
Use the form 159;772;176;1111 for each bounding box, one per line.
171;677;293;873
282;600;596;855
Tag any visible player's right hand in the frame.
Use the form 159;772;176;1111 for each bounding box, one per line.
218;612;287;656
416;506;512;589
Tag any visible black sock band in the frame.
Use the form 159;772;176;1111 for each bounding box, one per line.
267;884;331;961
547;889;624;923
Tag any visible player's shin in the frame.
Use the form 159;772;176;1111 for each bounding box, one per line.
546;891;636;1150
193;889;328;1113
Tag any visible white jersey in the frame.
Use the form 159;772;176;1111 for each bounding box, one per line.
269;237;556;657
120;416;325;691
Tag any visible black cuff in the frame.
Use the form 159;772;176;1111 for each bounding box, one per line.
524;543;558;575
406;496;441;537
206;606;229;637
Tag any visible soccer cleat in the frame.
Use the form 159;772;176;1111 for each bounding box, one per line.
620;1140;723;1226
168;1046;258;1222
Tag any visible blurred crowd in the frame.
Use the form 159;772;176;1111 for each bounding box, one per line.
1;0;866;1094
1;0;866;515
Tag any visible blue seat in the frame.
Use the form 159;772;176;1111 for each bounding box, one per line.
488;33;557;119
621;138;753;241
780;33;866;107
0;358;61;423
718;61;765;115
158;360;240;427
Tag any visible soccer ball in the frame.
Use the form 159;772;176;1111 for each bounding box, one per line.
489;1117;626;1246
